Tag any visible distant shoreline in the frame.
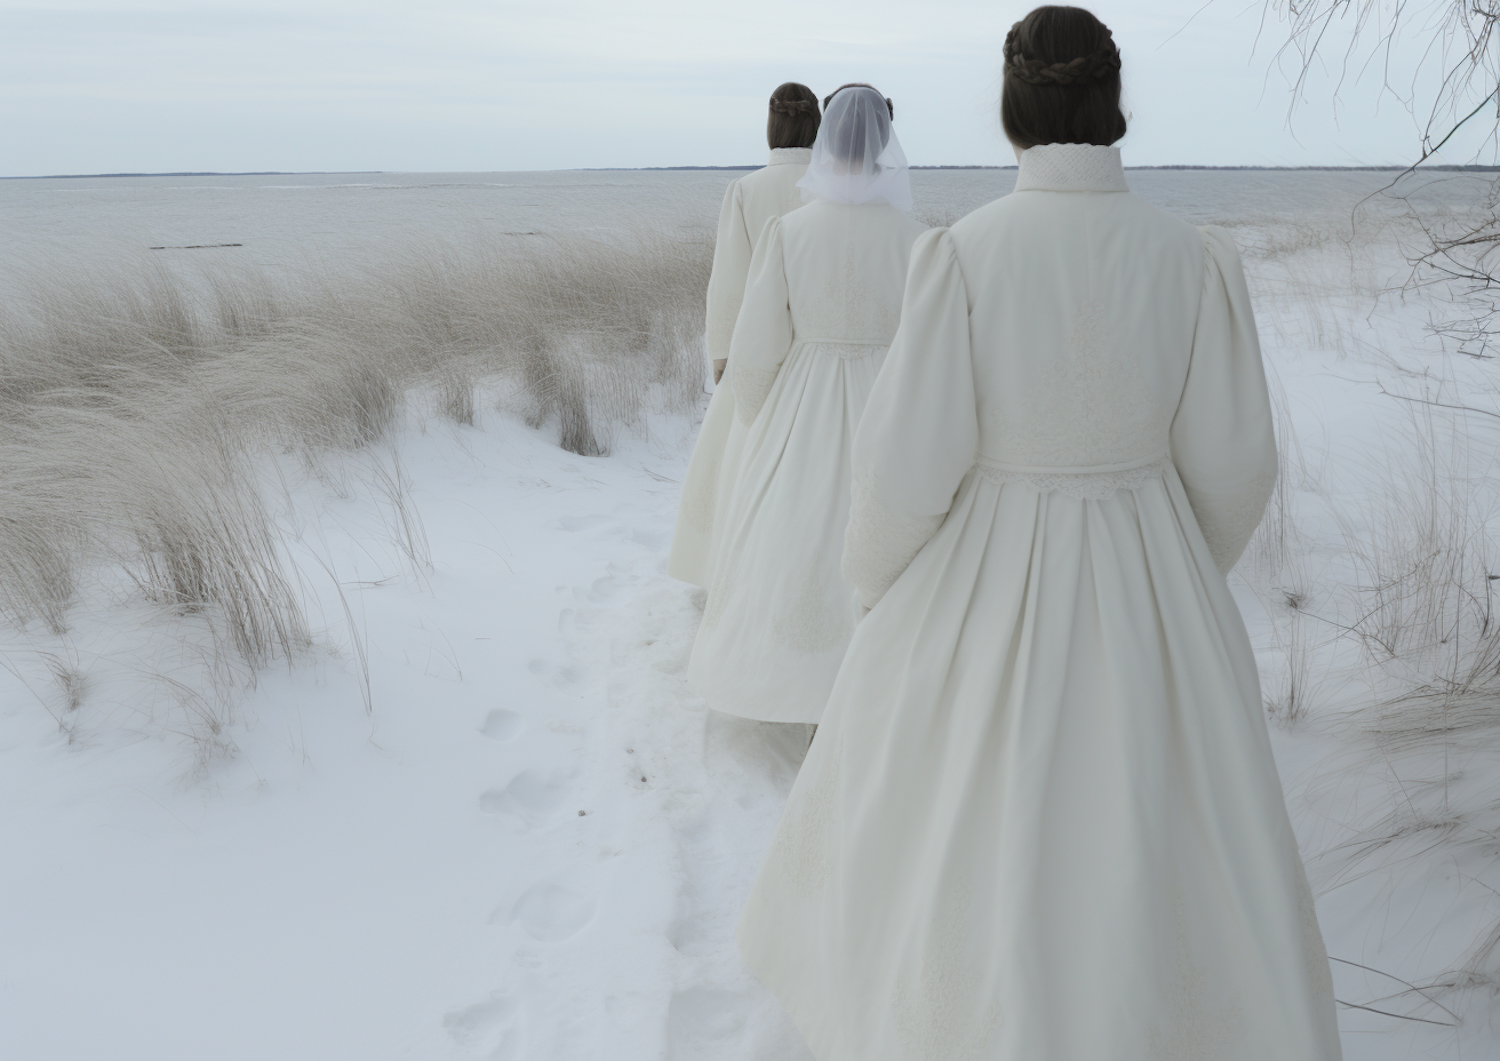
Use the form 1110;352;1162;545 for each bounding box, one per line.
0;171;380;180
638;164;1500;173
6;164;1500;180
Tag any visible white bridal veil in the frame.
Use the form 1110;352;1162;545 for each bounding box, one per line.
797;86;912;212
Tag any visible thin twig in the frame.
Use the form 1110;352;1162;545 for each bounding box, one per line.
1334;998;1458;1027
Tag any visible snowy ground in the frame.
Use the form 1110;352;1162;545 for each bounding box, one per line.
0;409;819;1060
4;222;1500;1059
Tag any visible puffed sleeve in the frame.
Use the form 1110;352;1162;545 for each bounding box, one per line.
1169;226;1278;575
842;228;978;608
704;180;752;365
728;216;793;426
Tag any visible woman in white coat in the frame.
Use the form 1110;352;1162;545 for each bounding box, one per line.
737;8;1343;1061
667;83;820;588
689;85;926;724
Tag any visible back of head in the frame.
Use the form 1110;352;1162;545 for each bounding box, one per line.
797;84;912;212
824;86;893;168
823;82;894;120
1001;6;1126;151
768;83;821;150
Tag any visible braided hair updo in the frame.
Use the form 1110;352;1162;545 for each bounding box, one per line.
768;82;821;150
1001;6;1126;151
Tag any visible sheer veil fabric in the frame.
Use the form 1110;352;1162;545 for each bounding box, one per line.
798;87;912;213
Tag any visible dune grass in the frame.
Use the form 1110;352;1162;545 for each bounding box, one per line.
0;230;712;747
1242;224;1500;1027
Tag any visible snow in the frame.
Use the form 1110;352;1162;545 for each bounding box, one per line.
3;222;1500;1059
0;411;815;1059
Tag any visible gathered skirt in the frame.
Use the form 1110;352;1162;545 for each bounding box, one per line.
737;464;1343;1061
689;340;885;724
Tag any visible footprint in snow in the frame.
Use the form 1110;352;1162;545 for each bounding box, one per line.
667;988;752;1054
479;770;574;826
586;575;621;602
496;881;597;942
528;657;584;688
629;527;665;550
480;708;524;742
443;991;522;1059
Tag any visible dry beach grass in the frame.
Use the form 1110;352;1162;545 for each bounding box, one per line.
0;230;711;744
1237;215;1500;1030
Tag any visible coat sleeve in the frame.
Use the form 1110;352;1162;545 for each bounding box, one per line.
705;181;752;364
842;228;978;608
728;216;793;426
1169;226;1278;575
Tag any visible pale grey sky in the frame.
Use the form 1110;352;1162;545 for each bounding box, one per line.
0;0;1481;175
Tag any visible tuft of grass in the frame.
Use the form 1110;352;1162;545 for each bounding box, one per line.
1334;401;1499;688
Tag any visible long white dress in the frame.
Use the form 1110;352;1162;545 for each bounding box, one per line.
738;145;1342;1061
668;147;811;588
688;201;927;723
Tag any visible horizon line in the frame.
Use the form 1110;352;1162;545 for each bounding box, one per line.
5;163;1498;180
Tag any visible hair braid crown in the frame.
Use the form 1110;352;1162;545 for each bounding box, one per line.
1003;22;1120;86
770;98;815;116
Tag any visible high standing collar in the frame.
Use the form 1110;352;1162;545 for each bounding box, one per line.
1013;144;1128;193
768;147;813;166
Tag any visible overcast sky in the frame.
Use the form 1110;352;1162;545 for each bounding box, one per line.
0;0;1486;176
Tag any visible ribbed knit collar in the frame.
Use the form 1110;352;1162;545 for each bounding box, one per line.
768;147;813;166
1014;144;1128;193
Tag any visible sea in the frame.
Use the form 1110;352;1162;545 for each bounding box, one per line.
0;166;1489;274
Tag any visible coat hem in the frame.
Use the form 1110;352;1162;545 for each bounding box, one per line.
707;702;823;725
738;923;838;1061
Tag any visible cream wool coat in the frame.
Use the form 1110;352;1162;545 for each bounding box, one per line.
667;148;811;587
688;200;927;723
738;145;1342;1061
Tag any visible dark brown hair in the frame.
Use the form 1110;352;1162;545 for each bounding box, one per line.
824;82;894;119
767;83;821;150
1000;6;1126;151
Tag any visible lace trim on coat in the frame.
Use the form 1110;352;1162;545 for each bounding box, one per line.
973;453;1170;500
1013;143;1128;193
1183;466;1277;574
730;357;779;427
771;552;851;654
680;455;719;534
768;734;841;893
890;880;1003;1061
843;468;943;608
767;147;813;167
800;337;889;361
982;300;1176;468
1146;895;1246;1061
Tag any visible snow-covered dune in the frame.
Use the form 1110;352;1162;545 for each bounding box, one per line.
1;411;819;1059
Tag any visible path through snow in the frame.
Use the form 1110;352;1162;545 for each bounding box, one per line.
1;408;813;1060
